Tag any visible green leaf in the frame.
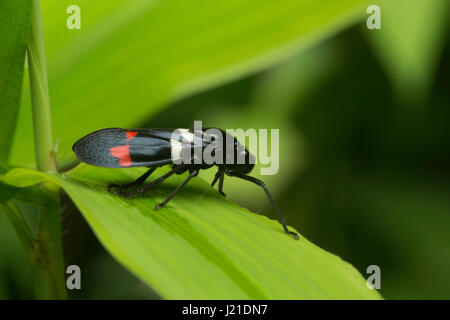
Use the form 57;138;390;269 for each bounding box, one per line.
0;164;56;206
11;0;375;166
2;167;48;187
0;0;32;162
4;165;382;299
366;0;449;105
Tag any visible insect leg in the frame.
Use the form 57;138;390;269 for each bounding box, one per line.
120;167;180;197
211;170;222;187
134;167;157;184
211;170;226;196
155;170;199;210
228;172;299;240
108;167;157;195
218;172;226;197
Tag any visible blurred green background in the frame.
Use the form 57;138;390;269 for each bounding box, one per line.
1;0;449;299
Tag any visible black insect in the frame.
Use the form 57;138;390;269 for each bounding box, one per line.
72;127;298;239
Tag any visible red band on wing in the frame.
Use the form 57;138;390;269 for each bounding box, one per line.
126;131;138;141
109;145;132;167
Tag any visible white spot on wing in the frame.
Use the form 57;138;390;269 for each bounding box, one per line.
172;128;195;143
181;131;195;143
171;140;183;161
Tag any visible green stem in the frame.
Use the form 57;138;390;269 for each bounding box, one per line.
27;0;66;299
28;0;56;174
33;191;67;300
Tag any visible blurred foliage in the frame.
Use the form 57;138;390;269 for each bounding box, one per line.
10;0;376;166
1;0;449;299
367;0;449;106
283;29;450;299
0;0;31;161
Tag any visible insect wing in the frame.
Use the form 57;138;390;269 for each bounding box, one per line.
73;128;173;168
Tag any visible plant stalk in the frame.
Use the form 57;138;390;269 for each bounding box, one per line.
27;0;56;173
27;0;66;299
